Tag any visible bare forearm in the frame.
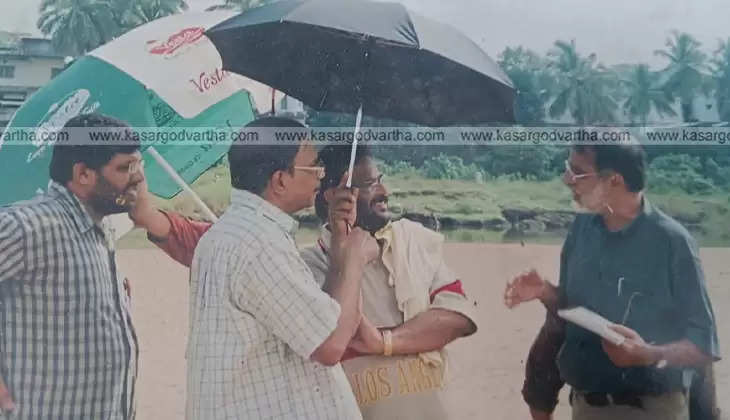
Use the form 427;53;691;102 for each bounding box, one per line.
139;209;172;240
648;339;714;368
539;283;560;313
389;308;475;355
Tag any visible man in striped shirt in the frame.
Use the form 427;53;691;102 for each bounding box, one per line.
0;113;144;420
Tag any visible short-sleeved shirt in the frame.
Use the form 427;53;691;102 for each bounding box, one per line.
557;199;720;394
185;189;361;420
300;222;477;420
0;182;138;420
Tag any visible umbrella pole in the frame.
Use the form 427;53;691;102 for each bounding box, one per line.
345;104;363;188
146;146;219;222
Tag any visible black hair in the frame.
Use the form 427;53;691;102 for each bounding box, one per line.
228;117;308;194
314;144;373;222
572;144;647;192
49;113;140;185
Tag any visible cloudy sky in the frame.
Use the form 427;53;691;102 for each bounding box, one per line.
2;0;728;67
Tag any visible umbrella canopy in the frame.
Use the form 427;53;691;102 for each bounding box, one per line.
206;0;515;126
0;12;258;206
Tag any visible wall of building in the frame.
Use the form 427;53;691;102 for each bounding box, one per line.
0;56;65;89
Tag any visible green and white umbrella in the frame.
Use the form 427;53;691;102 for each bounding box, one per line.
0;12;272;213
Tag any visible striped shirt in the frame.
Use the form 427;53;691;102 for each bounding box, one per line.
186;189;361;420
0;182;138;420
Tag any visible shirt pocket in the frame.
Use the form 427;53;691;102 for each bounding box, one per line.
618;276;677;342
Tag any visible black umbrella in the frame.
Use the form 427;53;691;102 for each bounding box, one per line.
206;0;515;126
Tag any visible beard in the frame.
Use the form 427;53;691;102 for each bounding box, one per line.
571;182;609;214
356;194;391;233
88;175;136;216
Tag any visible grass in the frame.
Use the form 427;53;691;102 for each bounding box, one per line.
119;165;730;248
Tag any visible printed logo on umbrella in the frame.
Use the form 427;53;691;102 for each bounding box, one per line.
146;27;206;57
27;89;99;163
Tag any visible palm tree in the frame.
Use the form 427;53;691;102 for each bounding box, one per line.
37;0;121;56
498;46;553;123
654;31;708;122
622;64;676;125
712;38;730;123
205;0;275;11
547;40;617;124
121;0;189;29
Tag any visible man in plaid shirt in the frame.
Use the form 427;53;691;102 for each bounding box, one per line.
174;117;376;419
0;113;144;420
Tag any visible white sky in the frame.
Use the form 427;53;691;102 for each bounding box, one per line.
1;0;728;68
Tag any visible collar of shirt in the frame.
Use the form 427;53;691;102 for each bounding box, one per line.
592;196;653;238
317;221;393;254
48;181;98;234
230;188;299;236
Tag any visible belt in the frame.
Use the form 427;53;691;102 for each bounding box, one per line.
573;390;644;409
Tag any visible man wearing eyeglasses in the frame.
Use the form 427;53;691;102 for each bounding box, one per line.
504;144;720;420
0;113;144;420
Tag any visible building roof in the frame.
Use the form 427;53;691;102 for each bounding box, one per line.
0;31;68;58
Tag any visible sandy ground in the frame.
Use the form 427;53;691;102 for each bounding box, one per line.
119;243;730;420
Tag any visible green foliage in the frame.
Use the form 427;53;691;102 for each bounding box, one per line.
712;38;730;123
649;154;716;194
380;160;419;177
474;146;564;180
38;0;121;55
547;40;618;124
205;0;277;12
38;0;188;55
622;64;676;124
705;157;730;187
498;47;555;124
421;154;483;181
654;31;708;122
118;0;188;29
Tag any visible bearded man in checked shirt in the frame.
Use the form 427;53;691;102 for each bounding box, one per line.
131;142;478;420
0;113;144;420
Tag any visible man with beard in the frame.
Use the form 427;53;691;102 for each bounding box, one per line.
130;144;477;419
0;113;144;420
504;144;720;420
301;145;478;420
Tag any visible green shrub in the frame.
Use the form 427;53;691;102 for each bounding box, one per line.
421;154;483;180
649;154;716;194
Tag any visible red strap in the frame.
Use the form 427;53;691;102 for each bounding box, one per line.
430;279;465;303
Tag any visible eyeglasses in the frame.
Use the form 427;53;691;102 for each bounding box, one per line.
293;166;326;180
563;160;596;183
352;173;384;191
124;159;145;175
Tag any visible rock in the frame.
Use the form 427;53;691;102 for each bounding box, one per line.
516;219;546;234
402;212;441;231
501;207;576;232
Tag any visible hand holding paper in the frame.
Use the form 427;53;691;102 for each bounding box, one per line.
558;307;663;368
557;307;626;346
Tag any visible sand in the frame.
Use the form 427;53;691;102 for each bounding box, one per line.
118;243;730;420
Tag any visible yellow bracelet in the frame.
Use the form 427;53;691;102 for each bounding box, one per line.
382;329;393;357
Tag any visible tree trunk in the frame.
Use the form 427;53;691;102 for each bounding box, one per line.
681;100;695;122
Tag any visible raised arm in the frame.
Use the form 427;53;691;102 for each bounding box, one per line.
129;180;211;267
